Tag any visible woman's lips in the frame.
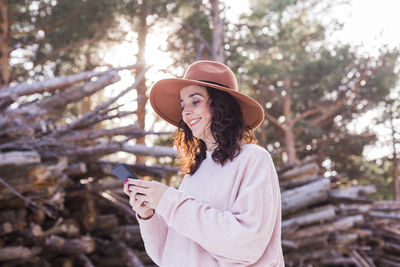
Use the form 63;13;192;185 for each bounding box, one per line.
189;118;200;127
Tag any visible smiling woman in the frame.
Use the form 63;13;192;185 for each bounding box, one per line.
123;60;285;267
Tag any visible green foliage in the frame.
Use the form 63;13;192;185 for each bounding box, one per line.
10;0;119;79
334;156;396;200
249;0;301;14
166;0;213;67
9;0;179;81
231;0;399;180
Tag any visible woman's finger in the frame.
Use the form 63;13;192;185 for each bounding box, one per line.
129;179;151;188
130;196;143;210
129;194;136;206
135;193;148;204
123;181;130;195
126;178;146;190
129;191;145;205
132;197;148;211
131;185;148;196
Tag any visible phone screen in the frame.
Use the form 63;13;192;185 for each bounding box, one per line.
111;163;138;182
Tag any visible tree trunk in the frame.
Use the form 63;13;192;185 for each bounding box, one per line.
284;126;297;164
283;77;297;164
210;0;224;62
390;109;400;201
256;92;268;147
81;49;95;114
135;11;149;164
0;0;9;86
394;152;400;201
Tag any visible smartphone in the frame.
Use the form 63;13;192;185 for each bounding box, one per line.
112;163;139;182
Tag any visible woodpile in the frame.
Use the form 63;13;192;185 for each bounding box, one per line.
280;156;400;267
0;67;177;267
1;68;399;266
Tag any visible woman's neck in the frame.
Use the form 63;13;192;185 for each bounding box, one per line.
200;127;217;152
206;143;217;153
203;136;217;153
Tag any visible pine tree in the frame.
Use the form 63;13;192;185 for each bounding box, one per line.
232;0;399;172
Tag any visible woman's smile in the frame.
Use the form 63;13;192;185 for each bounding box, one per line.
188;118;201;127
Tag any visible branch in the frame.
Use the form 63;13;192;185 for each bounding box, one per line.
51;67;148;135
78;253;95;267
0;63;142;101
57;125;172;143
97;190;136;217
310;65;373;127
0;177;55;218
3;71;121;128
10;1;86;38
293;107;322;124
40;143;177;159
115;241;145;267
122;144;177;157
182;22;212;54
36;71;120;110
264;109;285;131
33;38;97;68
0;151;41;167
13;20;107;80
59;124;140;142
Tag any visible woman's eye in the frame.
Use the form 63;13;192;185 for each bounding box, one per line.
181;100;200;111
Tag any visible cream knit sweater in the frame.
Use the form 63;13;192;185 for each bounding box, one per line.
137;144;284;266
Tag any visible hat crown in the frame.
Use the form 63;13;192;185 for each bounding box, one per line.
184;61;238;91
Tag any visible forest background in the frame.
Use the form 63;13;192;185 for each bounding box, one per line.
2;0;400;201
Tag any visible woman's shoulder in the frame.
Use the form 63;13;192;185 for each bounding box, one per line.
239;143;272;160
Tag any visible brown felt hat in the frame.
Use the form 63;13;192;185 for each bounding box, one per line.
149;60;264;129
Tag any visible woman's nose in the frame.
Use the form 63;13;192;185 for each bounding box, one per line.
182;106;192;114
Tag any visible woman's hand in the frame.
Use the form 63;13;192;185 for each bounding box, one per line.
123;178;154;219
128;179;169;210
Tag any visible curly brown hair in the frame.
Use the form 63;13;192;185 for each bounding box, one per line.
174;86;257;175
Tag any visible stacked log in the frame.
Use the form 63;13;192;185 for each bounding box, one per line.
279;158;400;267
0;67;177;266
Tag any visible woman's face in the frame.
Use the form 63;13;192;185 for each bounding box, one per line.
180;85;213;141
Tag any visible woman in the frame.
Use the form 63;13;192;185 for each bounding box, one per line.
124;61;284;266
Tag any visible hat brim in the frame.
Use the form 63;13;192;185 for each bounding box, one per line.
149;78;264;129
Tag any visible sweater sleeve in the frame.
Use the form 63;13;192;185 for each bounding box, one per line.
136;212;168;265
136;175;189;265
156;150;281;265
